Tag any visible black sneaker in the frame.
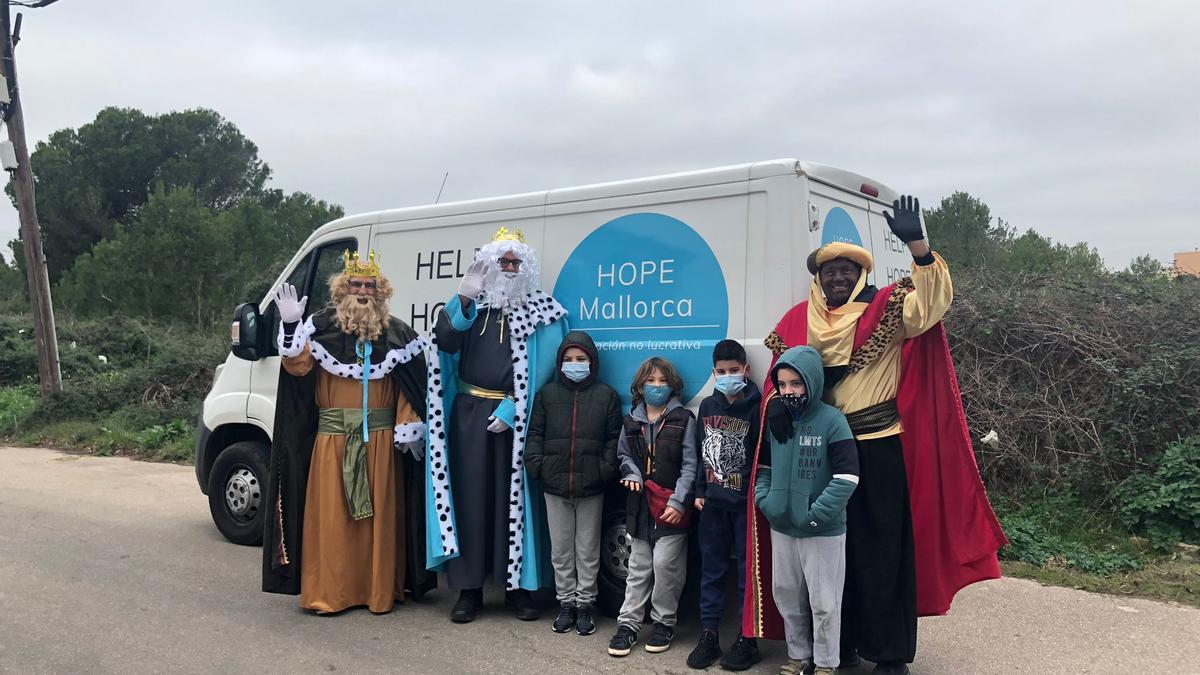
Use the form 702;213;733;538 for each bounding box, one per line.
575;604;596;636
608;625;638;657
686;629;722;669
718;635;762;671
504;589;539;621
645;622;674;653
551;602;576;633
872;662;910;675
449;588;483;623
840;648;861;669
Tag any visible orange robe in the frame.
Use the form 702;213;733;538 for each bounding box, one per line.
283;345;421;613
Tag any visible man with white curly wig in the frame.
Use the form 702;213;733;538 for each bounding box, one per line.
424;226;569;624
472;234;543;310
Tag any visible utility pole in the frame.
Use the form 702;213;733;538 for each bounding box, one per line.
2;0;62;396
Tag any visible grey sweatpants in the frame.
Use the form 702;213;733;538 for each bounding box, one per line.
770;530;847;668
543;493;604;606
617;533;688;632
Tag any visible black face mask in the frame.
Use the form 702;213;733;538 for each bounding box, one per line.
780;393;809;414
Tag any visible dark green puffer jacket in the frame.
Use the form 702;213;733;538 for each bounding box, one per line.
525;331;623;499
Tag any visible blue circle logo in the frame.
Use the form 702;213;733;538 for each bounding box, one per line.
821;207;863;246
554;213;729;408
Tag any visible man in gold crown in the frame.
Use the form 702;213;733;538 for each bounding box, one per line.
262;250;436;614
424;226;569;623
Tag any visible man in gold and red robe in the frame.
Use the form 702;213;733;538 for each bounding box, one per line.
744;197;1007;675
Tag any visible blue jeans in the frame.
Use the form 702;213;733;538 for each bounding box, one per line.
698;504;747;631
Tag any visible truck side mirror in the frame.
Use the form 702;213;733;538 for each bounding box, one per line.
230;303;266;361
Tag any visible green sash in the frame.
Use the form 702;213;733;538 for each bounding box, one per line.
318;407;395;520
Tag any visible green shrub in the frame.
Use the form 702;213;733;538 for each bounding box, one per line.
0;385;37;435
0;315;38;386
949;270;1200;495
4;311;223;464
156;434;196;463
135;419;190;449
996;494;1144;575
1118;436;1200;550
36;325;224;424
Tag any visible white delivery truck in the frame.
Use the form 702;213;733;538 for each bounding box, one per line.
196;158;911;609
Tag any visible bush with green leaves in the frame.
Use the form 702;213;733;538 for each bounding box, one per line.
0;385;36;436
947;268;1200;496
36;328;225;426
0;314;38;386
134;419;191;449
1117;436;1200;550
995;494;1144;575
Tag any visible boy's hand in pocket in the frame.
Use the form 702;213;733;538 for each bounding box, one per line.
621;479;641;492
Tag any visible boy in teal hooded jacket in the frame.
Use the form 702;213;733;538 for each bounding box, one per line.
755;345;859;674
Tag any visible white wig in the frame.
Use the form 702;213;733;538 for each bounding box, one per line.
475;239;540;308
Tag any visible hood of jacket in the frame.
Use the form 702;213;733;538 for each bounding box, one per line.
770;345;825;417
556;330;600;389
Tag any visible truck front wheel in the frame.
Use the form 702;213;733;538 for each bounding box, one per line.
207;441;269;546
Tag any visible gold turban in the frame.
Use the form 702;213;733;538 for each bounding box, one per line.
807;242;874;275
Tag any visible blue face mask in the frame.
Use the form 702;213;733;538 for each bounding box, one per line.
561;361;590;383
642;384;672;407
714;373;747;396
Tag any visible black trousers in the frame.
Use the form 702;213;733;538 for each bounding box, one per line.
840;434;917;664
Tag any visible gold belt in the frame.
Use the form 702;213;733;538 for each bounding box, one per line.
458;379;510;400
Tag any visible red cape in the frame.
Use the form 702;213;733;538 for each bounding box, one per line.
743;285;1007;640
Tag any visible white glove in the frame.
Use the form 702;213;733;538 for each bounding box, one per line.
486;415;510;433
458;260;488;300
399;440;425;462
275;283;308;324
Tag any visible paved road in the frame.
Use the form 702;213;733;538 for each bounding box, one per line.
2;446;1198;674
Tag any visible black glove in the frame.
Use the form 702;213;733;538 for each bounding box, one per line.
883;195;924;243
766;397;795;445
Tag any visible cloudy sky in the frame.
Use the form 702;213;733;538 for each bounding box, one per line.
2;1;1196;267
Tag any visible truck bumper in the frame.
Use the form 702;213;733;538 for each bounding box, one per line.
195;414;213;495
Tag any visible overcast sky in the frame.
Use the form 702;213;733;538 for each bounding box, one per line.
2;1;1196;268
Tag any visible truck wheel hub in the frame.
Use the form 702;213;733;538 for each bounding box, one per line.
224;467;261;520
602;522;631;581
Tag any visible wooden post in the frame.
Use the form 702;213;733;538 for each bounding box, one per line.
3;1;61;395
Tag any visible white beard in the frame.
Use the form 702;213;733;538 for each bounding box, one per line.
482;271;534;309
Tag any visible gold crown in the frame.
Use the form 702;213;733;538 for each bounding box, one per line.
343;249;381;277
492;226;526;244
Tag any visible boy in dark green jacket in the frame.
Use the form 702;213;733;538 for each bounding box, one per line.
756;346;859;675
526;330;623;637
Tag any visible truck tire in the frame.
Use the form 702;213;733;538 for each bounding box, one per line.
207;441;269;546
596;500;631;617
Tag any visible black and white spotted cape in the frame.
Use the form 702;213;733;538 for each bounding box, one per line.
423;290;568;591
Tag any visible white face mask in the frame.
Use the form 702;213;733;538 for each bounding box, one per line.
561;361;590;382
